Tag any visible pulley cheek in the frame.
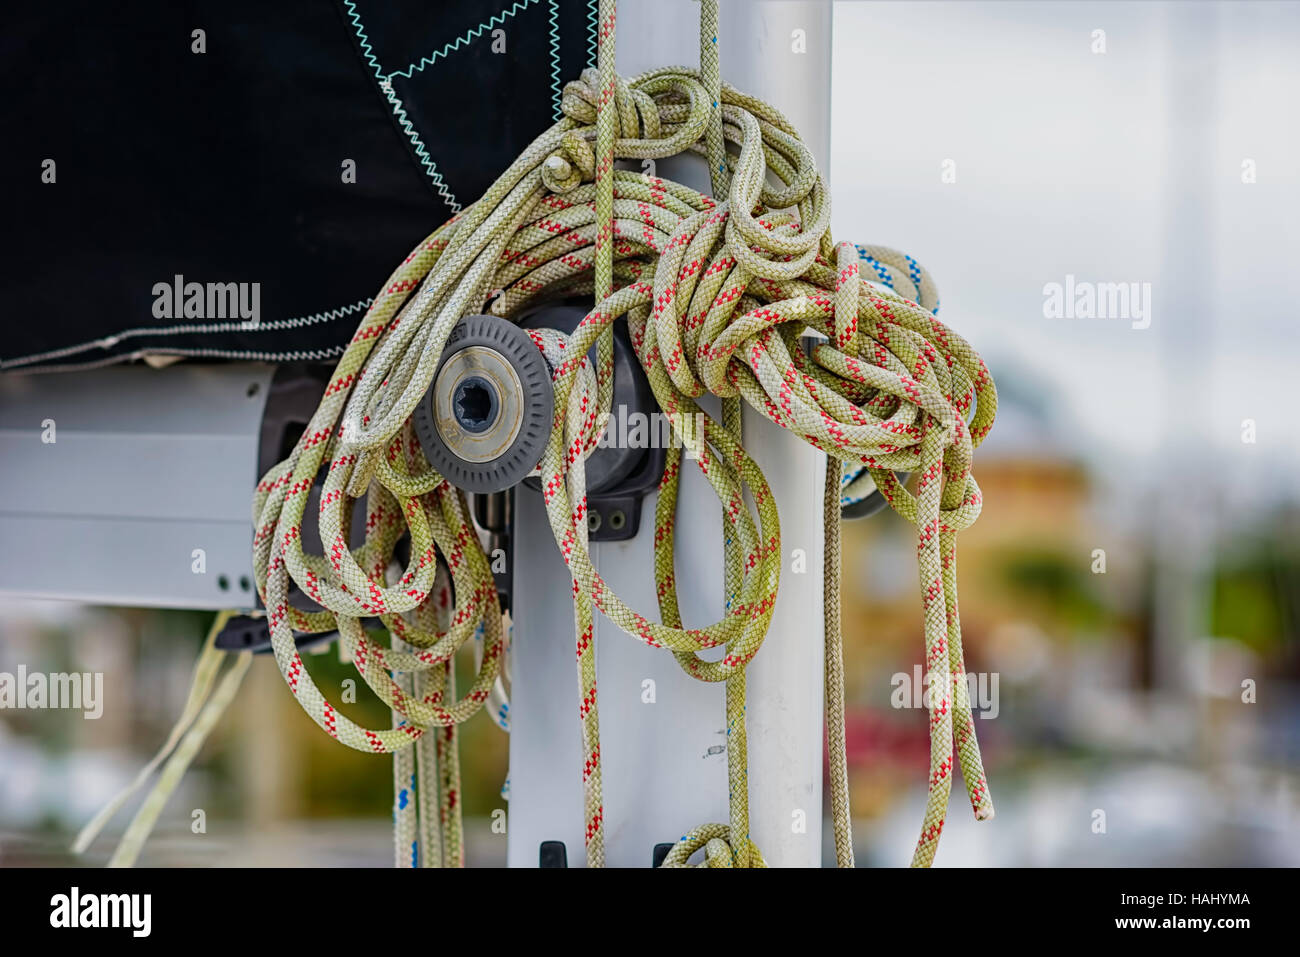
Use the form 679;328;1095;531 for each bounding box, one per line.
518;302;665;542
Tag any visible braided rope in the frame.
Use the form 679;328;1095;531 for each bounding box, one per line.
824;450;854;867
72;610;244;862
250;1;996;868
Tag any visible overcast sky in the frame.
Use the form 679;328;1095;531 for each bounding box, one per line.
830;1;1300;504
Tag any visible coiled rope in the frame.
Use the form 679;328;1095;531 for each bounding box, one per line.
247;0;995;868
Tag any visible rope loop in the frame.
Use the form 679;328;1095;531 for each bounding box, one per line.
249;0;998;869
659;823;768;868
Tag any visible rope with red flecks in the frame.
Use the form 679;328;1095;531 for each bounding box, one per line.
248;0;996;869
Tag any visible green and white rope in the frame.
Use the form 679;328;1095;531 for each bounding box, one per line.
242;0;996;868
72;610;252;866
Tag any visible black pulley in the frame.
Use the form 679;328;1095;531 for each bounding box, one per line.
412;315;554;494
518;301;667;541
840;469;908;520
518;302;657;496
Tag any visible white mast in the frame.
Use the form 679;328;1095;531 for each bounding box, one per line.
506;0;832;868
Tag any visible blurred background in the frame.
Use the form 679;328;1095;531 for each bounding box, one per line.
2;0;1298;866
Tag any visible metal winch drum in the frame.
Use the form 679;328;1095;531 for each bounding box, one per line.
412;314;555;495
413;308;668;541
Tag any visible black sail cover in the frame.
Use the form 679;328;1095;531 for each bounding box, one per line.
0;1;595;371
